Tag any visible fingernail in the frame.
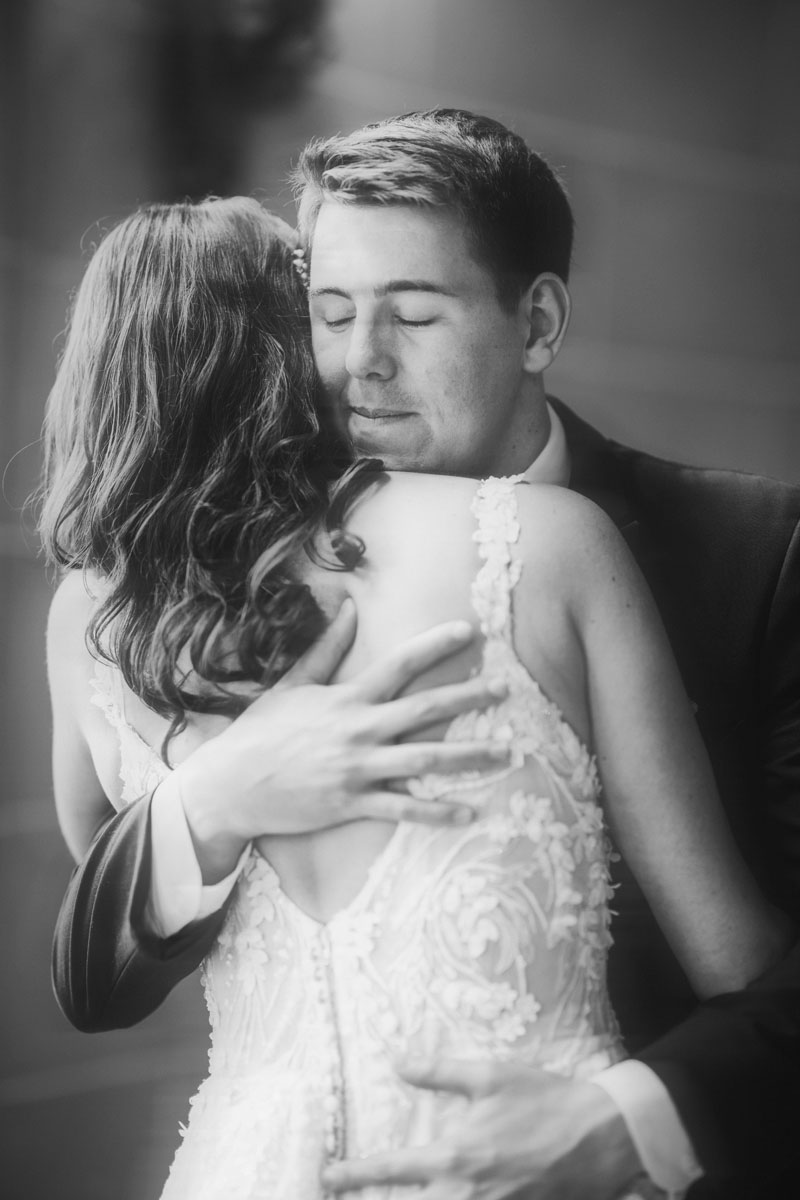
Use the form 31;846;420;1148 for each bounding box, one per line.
338;596;355;615
449;620;473;641
487;678;508;697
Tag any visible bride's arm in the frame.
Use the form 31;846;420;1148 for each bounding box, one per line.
46;571;117;860
531;489;792;998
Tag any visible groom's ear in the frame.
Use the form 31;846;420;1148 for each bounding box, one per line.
520;274;571;374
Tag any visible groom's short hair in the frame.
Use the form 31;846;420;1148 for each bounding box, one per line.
294;108;574;310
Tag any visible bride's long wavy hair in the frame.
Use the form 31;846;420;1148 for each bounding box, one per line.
39;197;369;743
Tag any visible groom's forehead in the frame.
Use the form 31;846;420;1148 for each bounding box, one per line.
308;201;482;284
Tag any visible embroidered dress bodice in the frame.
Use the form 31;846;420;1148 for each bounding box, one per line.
92;477;626;1200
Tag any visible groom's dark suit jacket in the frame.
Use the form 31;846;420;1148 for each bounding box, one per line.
52;399;800;1198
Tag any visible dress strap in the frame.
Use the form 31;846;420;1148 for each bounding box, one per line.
90;659;169;808
89;658;128;733
470;475;525;644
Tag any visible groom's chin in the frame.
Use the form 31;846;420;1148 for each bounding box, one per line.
347;418;431;472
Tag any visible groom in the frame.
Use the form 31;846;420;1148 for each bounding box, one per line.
53;111;800;1199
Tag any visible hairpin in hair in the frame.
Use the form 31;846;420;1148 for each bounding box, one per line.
292;246;309;291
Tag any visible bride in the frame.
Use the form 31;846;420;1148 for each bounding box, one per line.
41;197;789;1199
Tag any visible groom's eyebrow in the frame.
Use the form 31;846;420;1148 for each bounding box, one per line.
383;280;457;297
310;286;353;299
310;280;457;299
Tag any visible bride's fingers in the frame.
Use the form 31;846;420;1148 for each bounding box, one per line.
349;621;477;702
372;676;508;741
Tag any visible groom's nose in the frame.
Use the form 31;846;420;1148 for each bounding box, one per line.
345;315;396;381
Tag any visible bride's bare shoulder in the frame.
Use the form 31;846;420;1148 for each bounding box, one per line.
46;571;109;738
348;471;605;544
346;471;486;543
48;568;99;634
343;472;490;575
46;568;107;675
340;472;627;599
513;482;630;567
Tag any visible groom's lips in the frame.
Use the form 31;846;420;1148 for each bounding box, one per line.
348;405;413;421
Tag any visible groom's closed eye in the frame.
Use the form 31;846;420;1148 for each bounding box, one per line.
311;305;439;332
311;301;355;330
390;300;440;328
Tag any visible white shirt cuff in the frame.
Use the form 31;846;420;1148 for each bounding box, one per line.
145;773;250;938
592;1059;703;1198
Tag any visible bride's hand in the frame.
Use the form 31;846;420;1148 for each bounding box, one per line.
174;599;508;877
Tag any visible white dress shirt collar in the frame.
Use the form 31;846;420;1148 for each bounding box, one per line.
522;402;571;487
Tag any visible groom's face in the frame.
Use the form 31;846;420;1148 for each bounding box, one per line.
309;202;536;476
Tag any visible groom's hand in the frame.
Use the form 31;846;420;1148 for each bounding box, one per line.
322;1056;646;1200
176;600;509;878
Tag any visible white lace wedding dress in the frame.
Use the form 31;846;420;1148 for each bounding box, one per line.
92;477;630;1200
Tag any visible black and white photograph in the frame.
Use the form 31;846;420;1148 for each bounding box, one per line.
1;3;799;1198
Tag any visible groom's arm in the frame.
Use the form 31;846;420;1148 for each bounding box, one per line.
52;792;231;1031
52;618;509;1032
636;513;800;1189
639;940;800;1191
